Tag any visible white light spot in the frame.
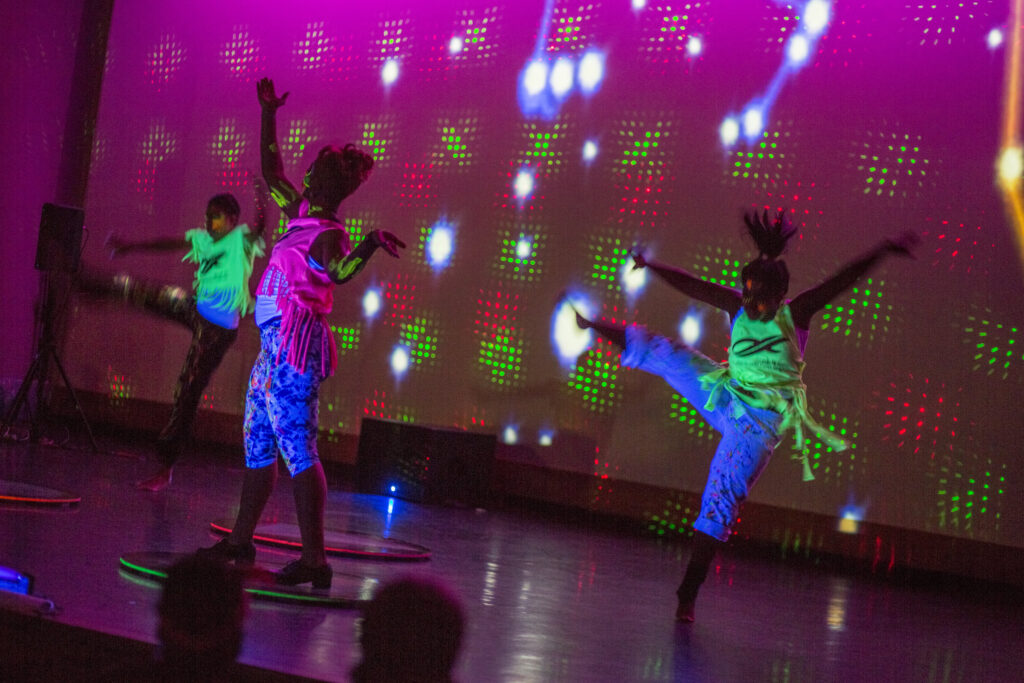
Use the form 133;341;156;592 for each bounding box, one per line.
550;57;575;97
449;36;464;54
582;139;598;162
514;169;535;198
515;237;532;260
362;288;382;319
987;28;1004;50
803;0;831;37
381;59;400;86
502;425;518;444
720;117;740;147
523;60;548;96
742;107;764;139
686;35;703;57
578;51;605;94
787;34;810;66
427;223;454;269
390;346;410;376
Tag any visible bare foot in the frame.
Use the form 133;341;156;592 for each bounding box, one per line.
136;467;173;492
675;601;695;623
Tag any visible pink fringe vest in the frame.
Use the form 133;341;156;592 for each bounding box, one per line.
256;216;351;377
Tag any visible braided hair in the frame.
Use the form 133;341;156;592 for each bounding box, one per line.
740;209;797;298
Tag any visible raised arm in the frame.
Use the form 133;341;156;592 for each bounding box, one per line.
789;231;918;329
257;78;303;220
633;250;742;317
248;174;268;244
311;229;407;285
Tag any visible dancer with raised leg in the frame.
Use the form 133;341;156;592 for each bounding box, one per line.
199;78;405;588
572;210;917;621
80;186;266;491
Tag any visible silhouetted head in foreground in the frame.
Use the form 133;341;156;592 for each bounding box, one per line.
157;553;247;674
351;576;465;683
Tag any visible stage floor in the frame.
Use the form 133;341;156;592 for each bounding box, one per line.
0;432;1020;682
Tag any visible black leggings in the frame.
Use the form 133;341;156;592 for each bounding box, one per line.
677;531;720;604
82;273;237;467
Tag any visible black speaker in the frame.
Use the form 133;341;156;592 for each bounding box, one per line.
356;417;496;507
35;203;85;272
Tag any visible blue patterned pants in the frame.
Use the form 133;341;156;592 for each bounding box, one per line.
244;319;323;476
621;326;782;542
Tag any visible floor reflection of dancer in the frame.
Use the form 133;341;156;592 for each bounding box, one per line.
573;210;917;622
81;186;266;491
200;78;405;588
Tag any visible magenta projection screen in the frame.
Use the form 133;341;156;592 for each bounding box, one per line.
67;1;1024;548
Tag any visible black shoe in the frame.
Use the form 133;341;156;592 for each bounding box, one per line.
275;560;332;589
196;538;256;566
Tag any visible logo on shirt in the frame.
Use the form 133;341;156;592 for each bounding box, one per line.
732;336;787;357
199;253;223;275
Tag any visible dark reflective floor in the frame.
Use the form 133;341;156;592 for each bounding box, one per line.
1;433;1021;682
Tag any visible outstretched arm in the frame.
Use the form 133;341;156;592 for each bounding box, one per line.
311;229;407;285
633;250;742;317
257;78;302;220
105;233;187;258
789;231;918;329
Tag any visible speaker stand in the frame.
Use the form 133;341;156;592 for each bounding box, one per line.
1;272;98;452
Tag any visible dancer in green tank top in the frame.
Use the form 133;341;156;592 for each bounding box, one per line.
573;210;917;621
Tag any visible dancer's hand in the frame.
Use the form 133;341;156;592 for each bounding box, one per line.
630;247;648;271
884;230;919;258
371;230;407;258
256;77;289;111
105;233;130;259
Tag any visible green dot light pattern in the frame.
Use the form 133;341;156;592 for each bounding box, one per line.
963;315;1020;380
282;121;314;169
295;22;334;70
568;341;622;413
211;119;246;166
640;2;709;61
329;324;361;358
361;122;392;163
454;8;499;62
731;130;789;180
141;122;177;163
520;121;568;172
618;123;669;170
220;28;260;78
588;235;632;292
433;117;479;168
478;331;526;388
647;495;699;537
855;132;931;199
549;6;596;50
693;246;742;288
399;317;440;368
344;215;370;243
796;404;859;480
668;393;716;441
376;18;409;59
820;278;893;344
146;34;186;85
493;228;545;283
934;458;1007;534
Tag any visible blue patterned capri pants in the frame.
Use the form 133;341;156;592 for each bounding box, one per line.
621;326;783;542
244;319;324;476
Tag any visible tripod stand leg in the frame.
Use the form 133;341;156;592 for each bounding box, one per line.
47;348;99;453
1;353;43;438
